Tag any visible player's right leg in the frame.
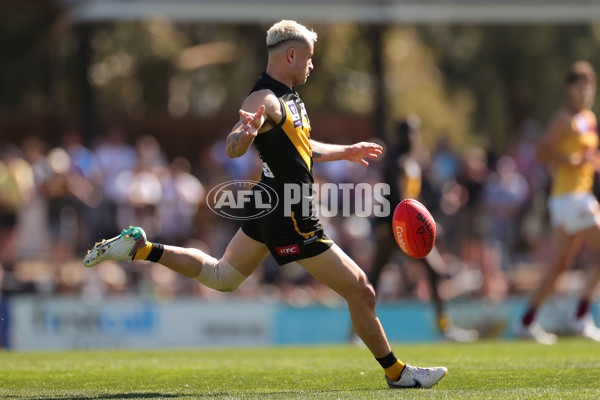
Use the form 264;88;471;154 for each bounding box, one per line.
84;227;269;291
158;228;269;280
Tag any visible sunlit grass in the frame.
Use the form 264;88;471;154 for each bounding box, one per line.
1;339;598;399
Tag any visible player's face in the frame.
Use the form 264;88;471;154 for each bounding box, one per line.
291;42;314;86
567;78;596;110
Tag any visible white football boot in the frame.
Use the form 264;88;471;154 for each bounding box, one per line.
83;226;147;268
386;364;448;389
514;320;557;345
568;314;600;342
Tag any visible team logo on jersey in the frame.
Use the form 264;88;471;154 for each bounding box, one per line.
207;180;279;220
286;100;303;128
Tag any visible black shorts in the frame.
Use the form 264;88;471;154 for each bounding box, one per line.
241;198;333;266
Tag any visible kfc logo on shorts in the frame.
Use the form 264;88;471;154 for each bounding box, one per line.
276;244;300;255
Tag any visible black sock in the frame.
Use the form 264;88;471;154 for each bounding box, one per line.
147;243;164;263
376;351;398;369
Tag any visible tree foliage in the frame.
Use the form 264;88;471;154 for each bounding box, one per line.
3;12;600;155
419;24;600;153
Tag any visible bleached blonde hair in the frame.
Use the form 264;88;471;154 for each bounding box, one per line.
266;20;317;49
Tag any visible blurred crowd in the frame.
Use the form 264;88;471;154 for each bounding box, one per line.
0;121;594;306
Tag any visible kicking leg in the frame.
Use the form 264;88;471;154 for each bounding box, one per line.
84;227;269;292
158;229;269;279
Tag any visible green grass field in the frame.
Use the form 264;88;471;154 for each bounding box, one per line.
1;339;599;399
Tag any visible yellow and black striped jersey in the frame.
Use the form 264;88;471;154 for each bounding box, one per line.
241;73;332;263
251;72;314;190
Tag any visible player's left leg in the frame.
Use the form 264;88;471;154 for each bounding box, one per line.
348;223;395;343
299;244;389;357
297;244;447;389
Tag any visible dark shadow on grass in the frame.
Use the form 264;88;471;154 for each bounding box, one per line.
9;388;379;400
13;394;191;400
198;388;378;398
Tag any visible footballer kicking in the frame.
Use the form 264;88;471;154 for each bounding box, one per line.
84;20;447;389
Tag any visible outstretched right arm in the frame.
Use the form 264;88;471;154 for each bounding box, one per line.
226;105;265;158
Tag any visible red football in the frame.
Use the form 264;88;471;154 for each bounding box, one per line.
392;199;436;259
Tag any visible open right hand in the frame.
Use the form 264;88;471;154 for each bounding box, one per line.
239;105;266;138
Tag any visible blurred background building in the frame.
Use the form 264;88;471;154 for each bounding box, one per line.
2;0;600;348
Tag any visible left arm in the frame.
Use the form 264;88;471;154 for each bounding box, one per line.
310;140;383;166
